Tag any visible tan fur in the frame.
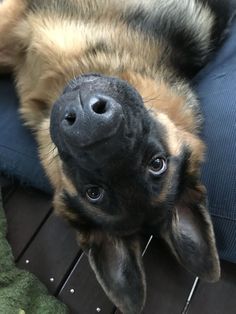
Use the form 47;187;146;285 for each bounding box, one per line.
122;72;198;134
0;0;27;70
6;12;163;128
53;192;78;221
36;118;62;189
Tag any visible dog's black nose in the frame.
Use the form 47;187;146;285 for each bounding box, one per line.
60;91;123;147
63;94;121;126
50;74;144;154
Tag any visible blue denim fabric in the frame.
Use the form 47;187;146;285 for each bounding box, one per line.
193;18;236;262
0;18;235;262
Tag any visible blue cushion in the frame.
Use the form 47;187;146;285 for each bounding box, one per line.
0;18;235;262
0;76;52;193
193;18;236;263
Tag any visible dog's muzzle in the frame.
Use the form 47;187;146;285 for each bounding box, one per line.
50;74;124;148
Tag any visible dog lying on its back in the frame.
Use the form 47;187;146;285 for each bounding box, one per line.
0;0;231;313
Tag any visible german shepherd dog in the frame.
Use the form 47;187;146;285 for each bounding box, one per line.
0;0;231;313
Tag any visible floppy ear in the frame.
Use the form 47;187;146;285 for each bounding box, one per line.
79;232;146;314
160;183;220;282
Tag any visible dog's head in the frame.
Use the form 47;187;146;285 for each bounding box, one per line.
45;73;219;314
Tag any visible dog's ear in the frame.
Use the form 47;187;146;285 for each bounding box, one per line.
160;183;220;282
79;232;146;314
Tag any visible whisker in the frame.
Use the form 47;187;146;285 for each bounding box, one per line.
41;148;59;164
143;95;161;103
43;153;59;166
39;142;57;153
38;127;50;131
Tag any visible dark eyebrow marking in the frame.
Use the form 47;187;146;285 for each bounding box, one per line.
176;147;195;197
85;41;111;56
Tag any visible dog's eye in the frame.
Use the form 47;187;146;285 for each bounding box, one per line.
149;157;167;176
86;186;104;203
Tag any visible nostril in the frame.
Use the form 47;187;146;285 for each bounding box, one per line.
91;99;107;114
64;111;76;126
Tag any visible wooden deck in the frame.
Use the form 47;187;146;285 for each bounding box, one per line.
2;182;236;314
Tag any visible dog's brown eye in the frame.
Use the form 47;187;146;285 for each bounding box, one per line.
86;186;104;203
149;157;167;176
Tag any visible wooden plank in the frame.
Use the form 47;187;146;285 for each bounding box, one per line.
188;260;236;314
142;238;196;314
58;253;115;314
17;212;81;295
3;186;52;260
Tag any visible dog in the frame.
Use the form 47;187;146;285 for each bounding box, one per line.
0;0;231;313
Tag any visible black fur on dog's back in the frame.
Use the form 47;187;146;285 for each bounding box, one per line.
122;0;231;77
